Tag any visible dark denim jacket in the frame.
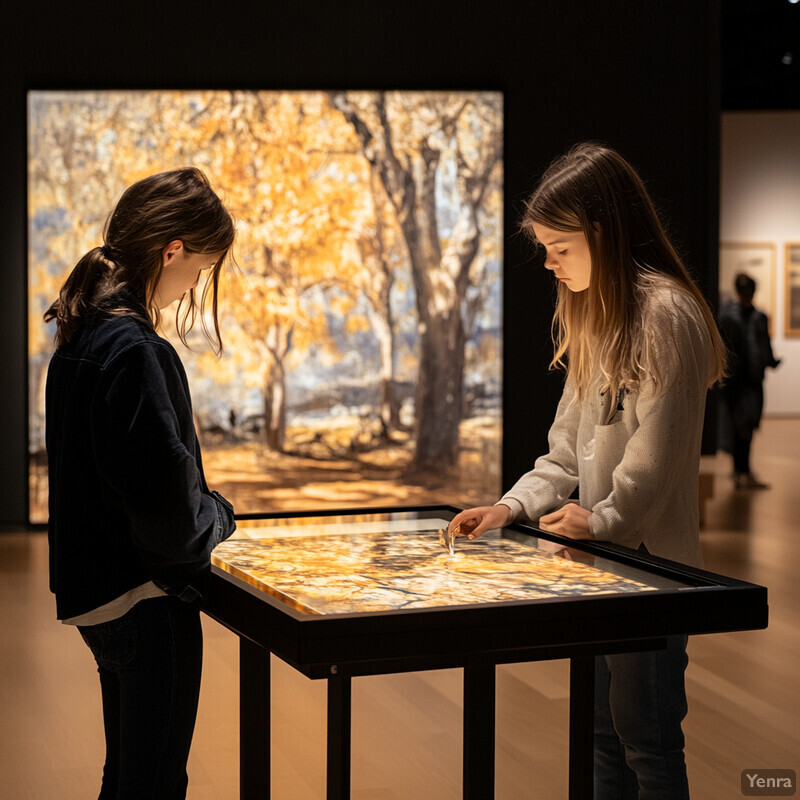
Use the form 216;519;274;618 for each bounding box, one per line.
46;313;236;620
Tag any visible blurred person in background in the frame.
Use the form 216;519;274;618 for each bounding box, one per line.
718;272;781;490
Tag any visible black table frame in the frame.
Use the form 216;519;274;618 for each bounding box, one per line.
204;504;769;800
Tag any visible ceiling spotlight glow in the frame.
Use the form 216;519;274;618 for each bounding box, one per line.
782;52;794;65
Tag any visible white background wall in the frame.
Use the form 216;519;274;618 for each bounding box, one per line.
721;111;800;416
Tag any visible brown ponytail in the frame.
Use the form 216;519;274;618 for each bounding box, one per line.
44;167;235;351
44;247;132;347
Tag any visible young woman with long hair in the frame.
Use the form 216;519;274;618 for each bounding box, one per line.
45;167;238;799
451;142;726;799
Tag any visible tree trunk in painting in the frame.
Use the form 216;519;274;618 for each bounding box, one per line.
400;141;466;472
263;355;287;452
412;300;467;472
359;200;402;439
369;299;401;438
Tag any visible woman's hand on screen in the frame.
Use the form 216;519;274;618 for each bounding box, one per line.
448;504;514;541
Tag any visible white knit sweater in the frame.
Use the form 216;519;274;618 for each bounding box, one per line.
500;283;712;568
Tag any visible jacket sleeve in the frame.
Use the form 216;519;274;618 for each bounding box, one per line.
95;338;236;600
499;378;581;522
588;292;711;548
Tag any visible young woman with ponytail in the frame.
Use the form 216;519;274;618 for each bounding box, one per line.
44;167;237;799
450;143;727;799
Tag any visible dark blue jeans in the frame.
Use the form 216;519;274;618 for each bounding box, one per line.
594;635;690;799
78;596;203;800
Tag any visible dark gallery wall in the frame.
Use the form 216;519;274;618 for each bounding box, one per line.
721;0;800;111
1;1;720;526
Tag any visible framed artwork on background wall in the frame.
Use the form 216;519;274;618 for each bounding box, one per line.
785;243;800;338
27;89;503;524
719;242;776;337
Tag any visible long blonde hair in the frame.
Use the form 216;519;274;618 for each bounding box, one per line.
521;142;726;398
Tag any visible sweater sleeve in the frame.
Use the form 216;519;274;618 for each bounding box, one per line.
95;339;236;599
588;292;711;548
499;378;582;523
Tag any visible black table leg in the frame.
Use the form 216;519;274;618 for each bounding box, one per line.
463;664;495;799
569;656;595;800
240;637;271;799
327;675;352;799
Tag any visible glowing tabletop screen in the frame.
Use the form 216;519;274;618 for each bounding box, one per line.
212;517;666;615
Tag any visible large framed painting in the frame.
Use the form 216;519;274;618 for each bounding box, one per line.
719;241;776;336
27;90;503;523
785;242;800;337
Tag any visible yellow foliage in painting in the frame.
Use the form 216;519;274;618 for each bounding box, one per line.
344;314;371;335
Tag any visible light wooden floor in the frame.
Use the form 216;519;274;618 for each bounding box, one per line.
2;417;798;799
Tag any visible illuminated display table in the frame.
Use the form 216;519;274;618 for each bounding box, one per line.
205;505;768;800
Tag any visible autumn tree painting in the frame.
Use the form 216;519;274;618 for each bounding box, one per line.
331;92;502;474
27;90;503;523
